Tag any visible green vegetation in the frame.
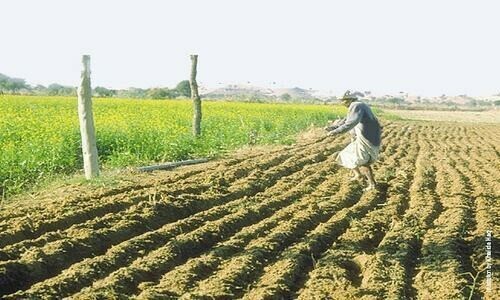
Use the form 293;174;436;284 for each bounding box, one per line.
0;95;344;197
0;73;191;99
374;108;404;121
0;74;29;93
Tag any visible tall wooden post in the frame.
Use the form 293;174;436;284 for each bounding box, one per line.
190;54;202;136
77;55;100;179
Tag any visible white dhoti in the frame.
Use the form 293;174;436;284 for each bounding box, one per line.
336;126;380;169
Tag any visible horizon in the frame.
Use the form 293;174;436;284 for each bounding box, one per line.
5;74;499;99
1;0;499;97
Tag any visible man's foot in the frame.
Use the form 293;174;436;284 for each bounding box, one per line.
350;175;363;181
351;168;363;181
363;184;376;191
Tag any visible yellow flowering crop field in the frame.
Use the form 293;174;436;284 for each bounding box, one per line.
0;95;343;196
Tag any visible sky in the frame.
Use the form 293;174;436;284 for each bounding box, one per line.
0;0;499;96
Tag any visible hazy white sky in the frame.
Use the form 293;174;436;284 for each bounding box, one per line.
1;0;498;96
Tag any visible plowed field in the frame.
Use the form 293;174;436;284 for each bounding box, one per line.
0;121;498;299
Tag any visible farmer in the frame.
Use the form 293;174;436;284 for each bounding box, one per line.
325;91;381;191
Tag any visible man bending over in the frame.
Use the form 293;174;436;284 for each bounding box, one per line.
325;91;381;191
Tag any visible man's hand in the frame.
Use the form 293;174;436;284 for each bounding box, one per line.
325;119;343;132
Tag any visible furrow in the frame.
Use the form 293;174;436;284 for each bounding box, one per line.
242;125;419;299
295;129;421;299
64;150;336;298
328;137;441;300
180;181;363;299
449;134;500;298
0;144;338;296
135;166;345;299
5;150;339;299
0;166;206;223
133;126;405;299
411;137;476;299
0;149;298;248
0;138;336;257
241;184;388;300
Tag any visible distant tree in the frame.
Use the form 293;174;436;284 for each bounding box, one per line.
280;93;292;101
494;100;500;106
386;97;405;105
148;88;167;99
47;83;75;96
5;78;27;92
175;80;191;97
147;88;176;99
0;73;29;93
94;86;116;97
467;99;477;107
31;84;47;95
325;96;337;103
475;100;489;106
47;84;60;95
118;88;148;98
248;94;263;103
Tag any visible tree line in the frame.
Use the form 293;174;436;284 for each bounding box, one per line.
0;73;191;99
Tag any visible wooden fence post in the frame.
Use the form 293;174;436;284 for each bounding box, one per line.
77;55;100;179
190;54;202;136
